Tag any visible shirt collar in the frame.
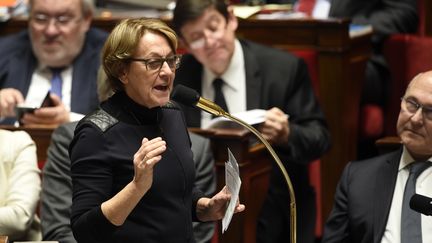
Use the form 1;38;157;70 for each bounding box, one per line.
36;62;71;75
399;145;432;171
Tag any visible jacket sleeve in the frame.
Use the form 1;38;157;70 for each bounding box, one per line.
190;132;216;197
41;123;77;243
190;132;216;243
276;58;331;165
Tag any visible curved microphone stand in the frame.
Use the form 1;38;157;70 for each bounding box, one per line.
195;98;297;243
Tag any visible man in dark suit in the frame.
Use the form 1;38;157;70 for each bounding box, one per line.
172;1;331;242
0;0;107;125
322;71;432;243
41;123;216;243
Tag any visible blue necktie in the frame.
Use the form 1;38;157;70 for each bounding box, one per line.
50;68;63;100
401;161;431;243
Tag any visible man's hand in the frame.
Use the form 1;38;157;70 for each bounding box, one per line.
20;94;70;125
0;88;25;117
259;107;290;145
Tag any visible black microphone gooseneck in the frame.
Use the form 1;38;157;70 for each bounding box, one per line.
172;84;297;243
410;194;432;216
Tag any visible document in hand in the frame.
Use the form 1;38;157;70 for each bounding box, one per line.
222;149;242;233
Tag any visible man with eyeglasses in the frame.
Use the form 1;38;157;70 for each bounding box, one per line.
0;0;108;126
172;1;331;243
322;71;432;243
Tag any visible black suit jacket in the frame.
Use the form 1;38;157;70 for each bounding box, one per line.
174;39;331;243
0;28;108;118
322;149;402;243
175;39;330;167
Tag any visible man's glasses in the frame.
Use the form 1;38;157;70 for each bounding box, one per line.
31;13;81;28
188;28;225;50
186;18;226;50
401;97;432;120
129;55;182;72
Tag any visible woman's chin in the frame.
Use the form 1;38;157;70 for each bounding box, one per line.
155;97;170;107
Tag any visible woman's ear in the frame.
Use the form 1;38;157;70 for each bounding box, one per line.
119;69;129;84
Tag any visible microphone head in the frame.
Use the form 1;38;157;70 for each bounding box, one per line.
410;194;432;216
171;84;200;107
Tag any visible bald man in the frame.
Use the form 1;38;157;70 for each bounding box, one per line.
322;71;432;243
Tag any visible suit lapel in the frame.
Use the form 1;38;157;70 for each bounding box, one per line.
372;149;402;243
8;45;36;97
240;40;262;110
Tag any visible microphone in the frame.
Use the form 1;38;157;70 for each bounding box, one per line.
171;84;298;243
410;194;432;216
171;84;229;118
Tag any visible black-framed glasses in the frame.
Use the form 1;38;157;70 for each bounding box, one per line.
129;55;182;71
401;97;432;120
186;17;227;50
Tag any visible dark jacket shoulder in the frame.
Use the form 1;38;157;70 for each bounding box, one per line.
0;30;31;55
78;108;118;133
85;28;109;48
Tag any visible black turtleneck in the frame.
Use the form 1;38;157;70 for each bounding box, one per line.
102;91;162;125
69;91;202;243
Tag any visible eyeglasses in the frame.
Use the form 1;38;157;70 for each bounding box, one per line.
31;13;81;28
129;55;182;72
186;17;227;50
401;97;432;120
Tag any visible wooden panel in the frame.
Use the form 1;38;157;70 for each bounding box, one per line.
375;136;402;154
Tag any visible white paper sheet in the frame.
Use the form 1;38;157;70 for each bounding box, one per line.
222;149;242;233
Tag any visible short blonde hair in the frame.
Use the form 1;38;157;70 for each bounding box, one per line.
101;18;178;92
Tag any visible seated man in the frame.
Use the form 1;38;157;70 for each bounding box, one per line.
41;123;216;243
0;129;41;241
172;1;331;242
0;0;107;126
322;71;432;243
